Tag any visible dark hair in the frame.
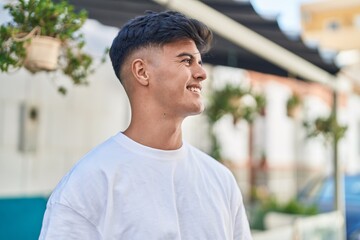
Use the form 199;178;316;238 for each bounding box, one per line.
109;11;213;82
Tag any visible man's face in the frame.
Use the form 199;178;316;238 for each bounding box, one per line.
147;39;207;119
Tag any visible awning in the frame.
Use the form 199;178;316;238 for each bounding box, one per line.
67;0;339;80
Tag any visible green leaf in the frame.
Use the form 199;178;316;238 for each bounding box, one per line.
1;0;108;94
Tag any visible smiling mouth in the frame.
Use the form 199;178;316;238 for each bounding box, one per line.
187;86;201;93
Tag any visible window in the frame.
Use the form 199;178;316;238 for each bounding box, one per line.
325;20;341;31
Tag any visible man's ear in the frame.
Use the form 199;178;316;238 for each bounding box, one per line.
131;58;149;86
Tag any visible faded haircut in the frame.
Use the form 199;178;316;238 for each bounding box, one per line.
109;11;213;82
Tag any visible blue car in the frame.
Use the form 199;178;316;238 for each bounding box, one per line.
298;174;360;240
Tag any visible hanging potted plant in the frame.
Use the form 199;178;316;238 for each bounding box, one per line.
206;84;266;125
0;0;105;94
205;83;266;160
286;93;302;118
256;93;267;116
303;113;347;144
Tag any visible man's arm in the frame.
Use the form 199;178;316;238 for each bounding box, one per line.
234;200;253;240
39;202;101;240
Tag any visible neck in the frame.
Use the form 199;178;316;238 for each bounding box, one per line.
123;110;184;150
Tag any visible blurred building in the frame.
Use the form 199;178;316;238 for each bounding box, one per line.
301;0;360;51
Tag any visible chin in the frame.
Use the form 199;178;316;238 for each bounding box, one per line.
181;101;205;117
189;105;204;116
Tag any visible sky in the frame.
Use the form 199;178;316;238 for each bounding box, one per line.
250;0;315;34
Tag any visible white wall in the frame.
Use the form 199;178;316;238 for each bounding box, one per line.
0;62;130;196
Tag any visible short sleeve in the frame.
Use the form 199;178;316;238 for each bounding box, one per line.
234;200;252;240
39;203;101;240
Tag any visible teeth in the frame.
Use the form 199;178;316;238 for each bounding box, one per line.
188;87;201;93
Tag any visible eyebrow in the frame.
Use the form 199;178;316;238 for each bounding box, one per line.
176;52;202;64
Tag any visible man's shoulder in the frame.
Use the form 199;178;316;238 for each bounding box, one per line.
48;136;124;200
81;136;123;162
73;134;131;171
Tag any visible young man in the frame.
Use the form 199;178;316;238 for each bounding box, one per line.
39;11;252;239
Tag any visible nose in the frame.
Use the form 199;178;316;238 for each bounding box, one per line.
193;63;207;81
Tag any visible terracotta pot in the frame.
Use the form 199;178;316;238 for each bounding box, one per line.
287;105;301;118
24;36;61;73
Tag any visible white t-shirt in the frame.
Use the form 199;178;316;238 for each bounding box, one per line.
39;132;252;240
